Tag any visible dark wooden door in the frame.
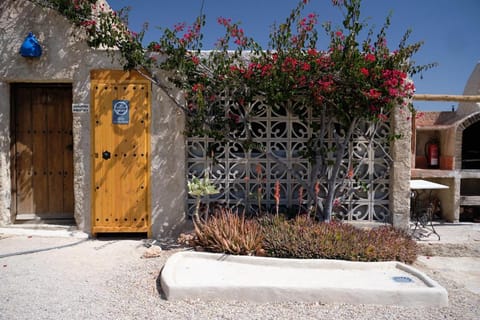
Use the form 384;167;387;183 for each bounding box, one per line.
11;84;74;221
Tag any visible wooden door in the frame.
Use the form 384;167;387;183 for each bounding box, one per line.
11;84;74;221
91;70;151;236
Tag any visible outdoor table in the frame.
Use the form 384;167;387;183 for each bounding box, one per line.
410;179;449;240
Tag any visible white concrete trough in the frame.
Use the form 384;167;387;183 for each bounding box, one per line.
161;251;448;306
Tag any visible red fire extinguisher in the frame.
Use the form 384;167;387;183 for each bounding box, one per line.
425;139;439;169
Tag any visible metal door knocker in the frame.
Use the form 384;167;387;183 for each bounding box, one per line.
102;150;111;160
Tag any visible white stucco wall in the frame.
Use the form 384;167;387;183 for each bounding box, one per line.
0;0;187;238
457;61;480;117
150;83;188;237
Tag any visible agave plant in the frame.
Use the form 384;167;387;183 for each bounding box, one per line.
188;171;219;222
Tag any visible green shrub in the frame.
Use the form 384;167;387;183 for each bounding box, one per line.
260;215;418;264
193;208;264;256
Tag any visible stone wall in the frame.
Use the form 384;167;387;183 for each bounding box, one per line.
0;82;12;226
389;106;412;230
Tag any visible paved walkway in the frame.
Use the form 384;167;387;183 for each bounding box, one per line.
415;221;480;244
412;222;480;295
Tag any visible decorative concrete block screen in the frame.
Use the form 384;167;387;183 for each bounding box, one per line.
187;99;391;222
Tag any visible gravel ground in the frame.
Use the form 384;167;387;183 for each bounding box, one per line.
0;234;479;320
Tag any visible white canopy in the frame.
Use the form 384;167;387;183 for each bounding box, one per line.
410;179;449;190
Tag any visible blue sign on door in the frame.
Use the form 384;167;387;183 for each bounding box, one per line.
112;100;129;124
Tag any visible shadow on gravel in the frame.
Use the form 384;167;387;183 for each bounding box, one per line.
94;232;149;240
156;238;187;250
0;238;89;258
94;233;187;250
156;266;168;300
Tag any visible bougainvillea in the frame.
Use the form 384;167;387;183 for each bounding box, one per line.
41;0;434;221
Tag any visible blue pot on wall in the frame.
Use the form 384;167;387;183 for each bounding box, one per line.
20;32;42;58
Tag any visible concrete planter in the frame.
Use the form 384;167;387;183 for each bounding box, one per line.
161;251;448;307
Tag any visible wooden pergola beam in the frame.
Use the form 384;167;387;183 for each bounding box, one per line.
413;94;480;102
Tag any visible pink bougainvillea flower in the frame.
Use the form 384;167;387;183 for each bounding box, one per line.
365;53;376;62
334;30;345;40
377;113;388;121
367;89;381;99
192;83;203;93
388;87;399;97
302;62;311;71
307;48;318;56
217;17;232;27
173;22;186;32
80;20;96;27
191;56;200;65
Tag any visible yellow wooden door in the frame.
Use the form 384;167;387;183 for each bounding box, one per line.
91;70;151;236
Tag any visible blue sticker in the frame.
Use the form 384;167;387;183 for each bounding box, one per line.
112;100;129;124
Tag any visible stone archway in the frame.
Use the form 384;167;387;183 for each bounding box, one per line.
455;111;480;170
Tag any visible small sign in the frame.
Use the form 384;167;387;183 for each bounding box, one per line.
72;104;89;113
112;100;129;124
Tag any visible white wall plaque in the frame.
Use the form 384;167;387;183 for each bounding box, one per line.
72;104;89;113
